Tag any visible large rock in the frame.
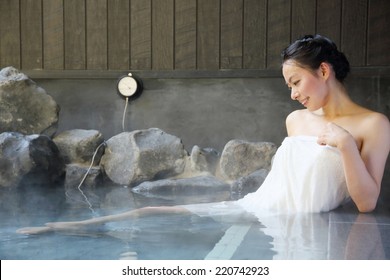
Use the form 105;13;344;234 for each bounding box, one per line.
0;132;65;188
219;140;276;181
53;129;105;190
100;128;187;186
0;67;60;137
53;129;105;165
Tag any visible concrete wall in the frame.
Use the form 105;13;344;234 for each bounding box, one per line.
35;74;390;202
37;77;298;150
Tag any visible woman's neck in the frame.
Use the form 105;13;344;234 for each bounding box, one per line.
313;82;355;120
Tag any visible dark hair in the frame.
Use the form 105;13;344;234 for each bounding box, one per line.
281;34;350;82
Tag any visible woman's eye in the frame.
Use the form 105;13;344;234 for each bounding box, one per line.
293;80;300;86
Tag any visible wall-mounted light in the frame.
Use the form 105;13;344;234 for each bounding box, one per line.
117;73;143;100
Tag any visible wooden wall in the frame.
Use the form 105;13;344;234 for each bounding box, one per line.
0;0;389;73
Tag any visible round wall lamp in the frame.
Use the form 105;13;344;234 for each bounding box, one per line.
117;73;143;100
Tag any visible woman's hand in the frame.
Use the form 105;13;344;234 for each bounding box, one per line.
317;122;355;150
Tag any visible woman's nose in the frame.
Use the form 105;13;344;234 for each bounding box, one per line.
291;88;299;100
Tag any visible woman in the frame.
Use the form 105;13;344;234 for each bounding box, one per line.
282;34;389;213
17;35;390;235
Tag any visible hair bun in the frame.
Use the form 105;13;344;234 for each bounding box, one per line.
282;34;350;82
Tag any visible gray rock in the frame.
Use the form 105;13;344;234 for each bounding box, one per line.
0;132;65;188
63;164;102;208
53;129;105;165
132;175;230;194
219;140;276;181
64;163;102;188
231;169;269;196
100;128;187;186
189;145;220;174
132;175;232;204
0;67;60;137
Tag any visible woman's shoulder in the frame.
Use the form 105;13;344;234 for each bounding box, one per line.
353;109;390;150
364;110;389;124
286;109;307;123
363;111;390;142
356;109;389;131
285;109;311;135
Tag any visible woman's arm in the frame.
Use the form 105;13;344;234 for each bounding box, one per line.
318;114;390;212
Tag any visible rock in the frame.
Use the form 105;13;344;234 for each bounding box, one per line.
0;132;65;188
0;67;60;137
53;129;105;193
53;129;105;165
219;140;276;181
231;169;269;196
132;175;232;203
188;145;220;175
64;164;102;188
132;175;230;194
62;164;102;208
100;128;187;186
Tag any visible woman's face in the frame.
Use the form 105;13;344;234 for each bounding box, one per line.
282;60;328;111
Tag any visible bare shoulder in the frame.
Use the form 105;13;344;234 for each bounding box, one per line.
286;109;307;123
361;111;390;132
360;111;390;148
286;109;307;135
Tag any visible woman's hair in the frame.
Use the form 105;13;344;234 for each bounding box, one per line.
281;34;350;82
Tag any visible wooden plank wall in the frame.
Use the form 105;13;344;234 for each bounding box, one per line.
0;0;389;73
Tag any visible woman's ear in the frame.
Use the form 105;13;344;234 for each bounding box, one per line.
319;62;331;80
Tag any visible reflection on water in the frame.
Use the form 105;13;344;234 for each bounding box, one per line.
0;184;388;259
328;211;386;260
344;215;385;259
257;213;331;259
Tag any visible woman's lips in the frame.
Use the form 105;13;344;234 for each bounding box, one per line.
299;97;309;106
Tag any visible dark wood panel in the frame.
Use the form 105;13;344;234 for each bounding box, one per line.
341;0;368;66
152;0;174;70
221;0;243;69
0;0;21;68
86;0;107;69
291;0;316;40
197;0;220;70
21;0;42;69
175;0;197;69
108;0;129;70
1;0;389;71
267;0;291;69
367;0;390;65
64;0;86;70
243;0;267;69
316;0;342;46
43;0;64;69
131;0;152;70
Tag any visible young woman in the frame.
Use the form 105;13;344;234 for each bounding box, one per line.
282;34;389;213
17;35;390;235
